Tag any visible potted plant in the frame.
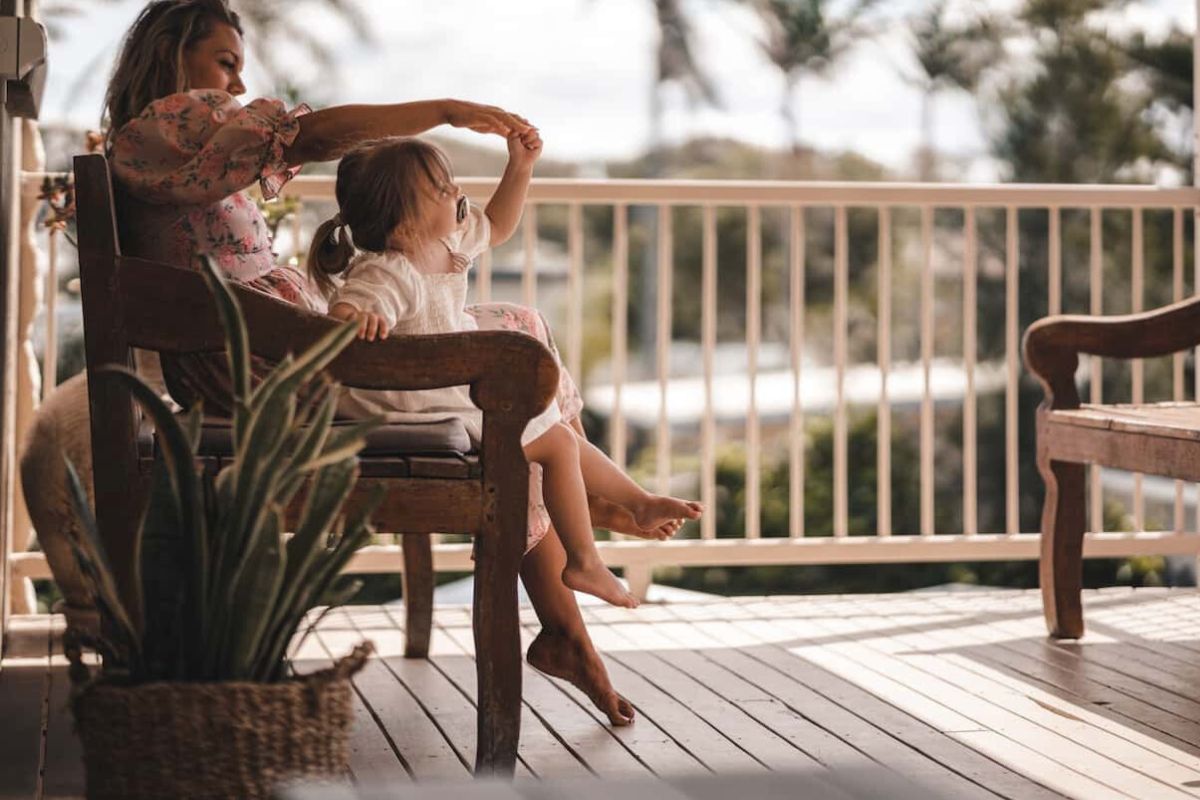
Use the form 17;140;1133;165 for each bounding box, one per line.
61;259;382;799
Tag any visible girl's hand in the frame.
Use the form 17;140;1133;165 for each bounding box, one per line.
446;100;534;138
331;302;389;341
507;130;542;169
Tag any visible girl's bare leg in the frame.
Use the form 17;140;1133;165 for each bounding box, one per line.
568;427;703;535
520;527;635;726
525;424;638;608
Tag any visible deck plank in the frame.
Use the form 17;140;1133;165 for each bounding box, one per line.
41;651;84;800
656;605;1065;800
597;615;825;773
10;590;1200;799
429;611;657;779
831;597;1200;798
316;625;470;782
0;623;49;800
760;597;1184;800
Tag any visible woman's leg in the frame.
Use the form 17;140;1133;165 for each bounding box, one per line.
521;525;635;726
525;424;637;608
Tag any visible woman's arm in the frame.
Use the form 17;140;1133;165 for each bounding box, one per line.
283;99;534;163
486;131;543;247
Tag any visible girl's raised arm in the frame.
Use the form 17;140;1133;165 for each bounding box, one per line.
486;131;543;247
283;100;534;164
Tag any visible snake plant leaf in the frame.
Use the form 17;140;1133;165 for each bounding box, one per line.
95;366;209;643
63;457;140;669
227;504;287;679
137;455;186;682
199;256;251;427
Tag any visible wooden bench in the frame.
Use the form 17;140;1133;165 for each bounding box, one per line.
73;153;555;775
1025;298;1200;639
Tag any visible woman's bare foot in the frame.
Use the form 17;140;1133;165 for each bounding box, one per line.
527;630;635;726
631;495;703;532
589;495;683;541
562;559;639;608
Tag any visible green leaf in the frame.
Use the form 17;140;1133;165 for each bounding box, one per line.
199;256;251;423
96;366;209;645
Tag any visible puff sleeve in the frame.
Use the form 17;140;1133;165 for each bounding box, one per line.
110;89;310;205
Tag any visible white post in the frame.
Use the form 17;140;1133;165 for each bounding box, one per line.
8;119;41;616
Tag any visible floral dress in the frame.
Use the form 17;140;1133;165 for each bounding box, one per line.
110;89;582;552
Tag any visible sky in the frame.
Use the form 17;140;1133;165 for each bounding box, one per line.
39;0;1198;181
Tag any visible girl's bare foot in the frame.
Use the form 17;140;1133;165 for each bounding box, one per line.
631;495;703;532
589;495;683;541
562;559;639;608
526;630;635;726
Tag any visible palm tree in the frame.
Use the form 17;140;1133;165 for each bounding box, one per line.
752;0;880;155
907;1;1005;179
648;0;721;154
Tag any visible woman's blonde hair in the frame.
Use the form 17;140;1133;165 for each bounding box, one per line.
307;137;456;298
102;0;243;146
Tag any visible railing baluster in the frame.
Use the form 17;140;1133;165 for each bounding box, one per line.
477;249;493;304
567;203;584;384
1173;207;1184;532
877;207;891;537
702;205;718;540
611;204;628;470
834;206;849;538
1006;205;1020;536
1131;208;1145;530
41;228;58;398
1049;207;1062;315
522;205;537;308
746;205;762;539
920;206;935;537
963;207;978;536
656;203;673;497
1091;208;1104;533
791;206;806;540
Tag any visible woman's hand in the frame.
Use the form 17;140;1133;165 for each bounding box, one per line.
445;100;535;138
331;302;389;341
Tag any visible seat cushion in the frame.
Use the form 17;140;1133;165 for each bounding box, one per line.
137;415;472;460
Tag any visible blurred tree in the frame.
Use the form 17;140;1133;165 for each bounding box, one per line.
752;0;880;155
648;0;721;152
906;0;1005;179
991;0;1168;183
1123;27;1194;180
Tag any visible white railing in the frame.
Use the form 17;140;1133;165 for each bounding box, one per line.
9;171;1200;606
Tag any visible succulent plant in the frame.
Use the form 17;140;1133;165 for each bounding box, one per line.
64;257;381;685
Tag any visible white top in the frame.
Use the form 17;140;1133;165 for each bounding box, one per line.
332;205;493;436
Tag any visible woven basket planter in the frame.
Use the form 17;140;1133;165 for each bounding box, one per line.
70;640;372;800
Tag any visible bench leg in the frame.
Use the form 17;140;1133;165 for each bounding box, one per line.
1039;457;1086;639
472;524;524;776
401;533;433;659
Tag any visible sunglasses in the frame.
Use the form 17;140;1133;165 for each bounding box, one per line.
456;195;468;224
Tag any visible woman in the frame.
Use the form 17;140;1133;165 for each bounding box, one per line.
47;0;647;725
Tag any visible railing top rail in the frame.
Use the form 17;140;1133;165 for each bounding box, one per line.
23;171;1200;208
283;176;1200;209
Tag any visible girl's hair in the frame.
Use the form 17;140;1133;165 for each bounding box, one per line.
102;0;243;145
307;137;456;298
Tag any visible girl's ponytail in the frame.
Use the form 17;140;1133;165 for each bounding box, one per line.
307;214;354;299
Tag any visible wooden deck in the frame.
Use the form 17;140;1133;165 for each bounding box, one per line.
4;588;1200;799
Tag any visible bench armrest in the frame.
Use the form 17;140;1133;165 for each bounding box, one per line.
1023;295;1200;410
118;255;558;417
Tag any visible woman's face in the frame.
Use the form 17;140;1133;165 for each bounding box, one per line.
182;22;246;96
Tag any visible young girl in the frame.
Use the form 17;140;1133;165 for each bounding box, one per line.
307;134;702;608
